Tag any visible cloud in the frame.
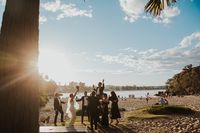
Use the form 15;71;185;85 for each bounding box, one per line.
179;32;200;48
77;68;130;75
120;47;138;52
41;0;60;12
119;0;180;24
0;0;5;5
41;0;92;20
39;16;47;24
153;7;180;24
96;32;200;73
119;0;146;22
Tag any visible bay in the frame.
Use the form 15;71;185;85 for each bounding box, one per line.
61;89;165;99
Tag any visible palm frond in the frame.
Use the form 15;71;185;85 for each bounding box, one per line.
145;0;177;16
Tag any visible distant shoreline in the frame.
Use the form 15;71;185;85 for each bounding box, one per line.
59;88;165;93
104;88;165;91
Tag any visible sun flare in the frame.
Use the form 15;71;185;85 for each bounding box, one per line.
38;49;72;83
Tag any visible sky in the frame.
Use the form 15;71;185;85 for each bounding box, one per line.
0;0;200;86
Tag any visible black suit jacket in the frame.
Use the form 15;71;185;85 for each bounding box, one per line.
54;97;64;111
76;96;88;107
88;96;100;114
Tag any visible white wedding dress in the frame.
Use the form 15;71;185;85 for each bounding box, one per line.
66;98;79;126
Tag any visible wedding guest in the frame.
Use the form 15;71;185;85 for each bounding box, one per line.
101;93;109;128
76;91;89;124
109;91;121;125
159;96;168;106
96;79;105;98
92;84;96;92
146;92;150;104
54;93;65;126
88;91;100;131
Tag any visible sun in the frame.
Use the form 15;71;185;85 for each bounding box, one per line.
38;49;73;83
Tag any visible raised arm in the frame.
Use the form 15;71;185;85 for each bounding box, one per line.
93;84;97;93
102;79;105;91
76;96;83;102
73;86;79;98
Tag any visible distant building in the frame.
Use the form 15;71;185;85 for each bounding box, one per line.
69;81;79;88
79;82;85;88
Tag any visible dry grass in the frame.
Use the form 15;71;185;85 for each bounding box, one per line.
125;107;168;120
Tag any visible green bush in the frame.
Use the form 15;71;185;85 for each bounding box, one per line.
147;105;194;115
40;95;49;107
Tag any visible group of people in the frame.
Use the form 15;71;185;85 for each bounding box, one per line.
53;80;121;131
144;92;169;106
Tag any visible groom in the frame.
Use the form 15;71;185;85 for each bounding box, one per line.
76;91;89;124
54;93;65;126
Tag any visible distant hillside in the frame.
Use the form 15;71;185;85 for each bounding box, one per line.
166;64;200;95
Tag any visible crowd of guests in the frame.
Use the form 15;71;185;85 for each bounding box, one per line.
53;79;121;131
53;81;169;131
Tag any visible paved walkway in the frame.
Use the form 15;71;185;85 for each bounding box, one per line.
40;126;87;133
40;124;135;133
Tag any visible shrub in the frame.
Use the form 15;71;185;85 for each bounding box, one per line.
40;95;49;107
147;105;194;115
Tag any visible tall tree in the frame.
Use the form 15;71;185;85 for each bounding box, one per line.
0;0;39;133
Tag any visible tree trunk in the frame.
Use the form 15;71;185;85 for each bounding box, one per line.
0;0;39;133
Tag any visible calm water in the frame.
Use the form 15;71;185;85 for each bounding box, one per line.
61;89;165;99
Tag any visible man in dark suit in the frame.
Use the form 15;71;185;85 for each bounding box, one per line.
88;91;100;131
54;93;65;126
76;91;89;124
96;79;104;98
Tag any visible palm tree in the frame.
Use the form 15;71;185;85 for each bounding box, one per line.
0;0;39;133
145;0;177;16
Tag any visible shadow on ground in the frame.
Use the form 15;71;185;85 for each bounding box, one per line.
87;124;136;133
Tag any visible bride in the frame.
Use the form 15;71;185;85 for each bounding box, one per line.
66;86;79;127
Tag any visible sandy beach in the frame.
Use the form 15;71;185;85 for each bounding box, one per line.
40;95;200;132
120;96;200;133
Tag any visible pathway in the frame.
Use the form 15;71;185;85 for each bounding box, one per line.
40;125;87;133
40;124;135;133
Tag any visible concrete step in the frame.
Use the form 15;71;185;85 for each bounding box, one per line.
40;126;87;133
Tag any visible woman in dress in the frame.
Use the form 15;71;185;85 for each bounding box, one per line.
66;86;79;127
101;93;109;128
109;91;121;125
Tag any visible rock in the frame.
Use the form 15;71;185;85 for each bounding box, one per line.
177;130;182;133
181;122;187;125
193;123;199;129
186;125;191;130
192;129;197;133
194;120;200;124
172;126;177;130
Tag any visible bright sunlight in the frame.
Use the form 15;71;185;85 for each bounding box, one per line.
38;49;73;84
